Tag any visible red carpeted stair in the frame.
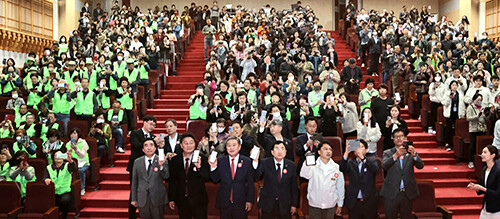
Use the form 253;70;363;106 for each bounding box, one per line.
77;31;483;218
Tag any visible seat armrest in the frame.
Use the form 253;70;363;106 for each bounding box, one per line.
7;206;23;219
90;157;101;184
437;205;453;219
297;208;305;219
71;179;82;210
452;136;463;157
44;206;59;219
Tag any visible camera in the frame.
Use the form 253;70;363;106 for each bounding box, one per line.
403;140;413;151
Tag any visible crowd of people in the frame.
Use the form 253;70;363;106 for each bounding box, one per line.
1;0;500;219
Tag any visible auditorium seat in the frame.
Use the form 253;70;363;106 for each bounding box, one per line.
412;180;453;219
70;158;82;216
420;94;431;130
31;137;43;157
17;182;58;219
452;119;469;162
186;120;207;142
375;158;384;183
435;106;445;145
83;138;100;190
324;136;342;161
66;121;89;138
27;158;48;181
0;181;23;219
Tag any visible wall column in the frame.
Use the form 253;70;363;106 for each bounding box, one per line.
479;0;486;35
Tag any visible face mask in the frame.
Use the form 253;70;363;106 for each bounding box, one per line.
197;88;204;93
104;47;109;52
16;136;22;142
97;119;105;124
288;76;294;81
117;56;123;61
435;77;441;82
218;127;225;133
12;94;18;99
61;39;66;43
476;100;482;106
75;82;81;87
118;39;122;43
314;85;321;91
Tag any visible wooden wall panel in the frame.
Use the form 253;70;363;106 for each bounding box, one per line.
0;0;53;39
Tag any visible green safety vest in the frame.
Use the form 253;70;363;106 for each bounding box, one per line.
23;72;41;89
81;69;99;91
151;21;158;31
126;68;139;83
111;61;127;90
26;83;44;109
19;124;36;138
52;92;72;114
412;54;423;71
264;95;271;105
59;43;69;55
245;89;257;106
96;90;111;109
14;107;29;128
107;109;124;124
138;65;149;80
13;141;36;158
308;91;325;116
62;70;79;90
189;94;207;120
47;163;72;195
65;141;89;167
359;89;379;112
8;166;36;197
74;90;95;116
40;123;60;142
116;87;133;110
3;76;20;94
0;128;12;138
42;67;60;80
0;162;11;180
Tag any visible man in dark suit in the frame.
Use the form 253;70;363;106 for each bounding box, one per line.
295;117;319;174
168;133;210;219
341;58;363;95
340;139;379;219
252;141;298;219
257;119;294;161
381;128;424;219
130;139;169;219
158;119;183;160
92;3;103;21
127;115;157;219
368;31;382;76
209;136;255;219
225;121;255;158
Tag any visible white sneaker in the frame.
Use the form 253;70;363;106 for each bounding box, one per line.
81;189;85;196
404;105;408;109
446;147;451;152
361;63;365;67
468;162;475;169
116;147;125;153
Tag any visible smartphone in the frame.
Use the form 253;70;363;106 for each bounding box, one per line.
387;116;392;121
305;152;316;166
209;151;218;163
278;76;282;81
158;148;165;161
228;126;234;132
347;139;361;152
338;104;343;112
211;123;217;132
260;110;268;122
160;133;165;139
99;81;104;89
403;140;413;151
58;83;65;88
250;146;260;160
71;138;76;145
330;96;335;102
364;112;369;123
192;150;200;163
395;92;401;102
55;153;68;160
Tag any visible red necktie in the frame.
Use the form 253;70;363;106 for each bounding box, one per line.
230;158;235;202
277;163;282;183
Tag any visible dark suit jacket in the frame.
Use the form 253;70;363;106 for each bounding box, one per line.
257;131;294;161
239;134;256;158
160;134;183;156
477;163;500;213
168;155;210;206
295;133;317;174
127;129;155;172
339;157;379;209
253;158;298;214
368;37;382;54
211;155;255;209
131;155;169;207
380;147;424;200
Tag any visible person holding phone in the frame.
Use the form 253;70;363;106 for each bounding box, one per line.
225;121;255;157
44;149;76;219
381;128;424;219
47;79;72;133
65;128;89;195
168;133;210;218
157;119;183;160
13;129;37;158
251;141;298;218
300;141;345;218
340;139;379;218
42;129;64;164
9;151;36;198
0;147;13;181
441;80;466;151
115;77;135;130
0;119;15;138
188;83;209;120
383;105;408;150
291;95;313;136
319;92;340;137
198;123;224;158
206;93;230;123
356;108;381;157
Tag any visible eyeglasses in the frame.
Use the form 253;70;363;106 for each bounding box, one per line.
394;135;405;139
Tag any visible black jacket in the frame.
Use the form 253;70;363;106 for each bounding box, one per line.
257;131;294;161
478;163;500;213
168;155;210;206
339;157;379;209
127;129;155;172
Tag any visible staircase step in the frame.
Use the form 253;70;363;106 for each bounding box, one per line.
80;207;138;218
421;157;456;165
415;164;475;179
416;148;455;158
100;167;130;181
407;132;436;142
82;190;131;207
167;76;203;83
430;178;477;188
440;204;482;215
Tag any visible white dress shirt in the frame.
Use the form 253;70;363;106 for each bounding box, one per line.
145;154;156;171
168;133;178;152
